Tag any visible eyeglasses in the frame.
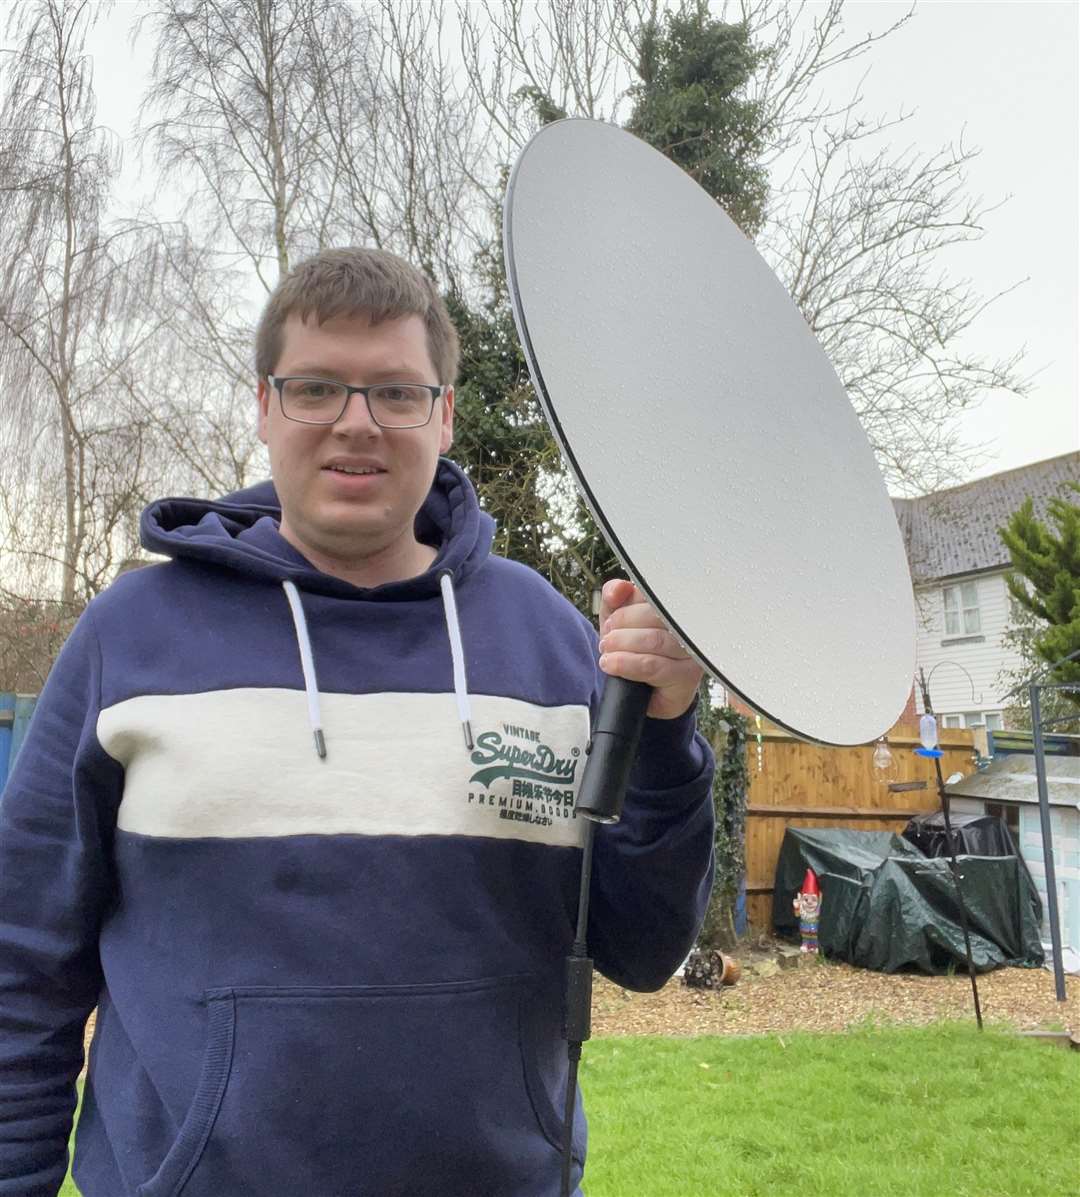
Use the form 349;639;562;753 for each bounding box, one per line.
267;375;445;428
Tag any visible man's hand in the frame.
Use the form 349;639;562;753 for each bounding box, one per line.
597;578;704;720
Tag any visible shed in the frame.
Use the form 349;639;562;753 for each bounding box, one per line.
944;755;1080;968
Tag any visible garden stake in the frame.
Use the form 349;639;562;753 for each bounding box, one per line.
919;667;983;1029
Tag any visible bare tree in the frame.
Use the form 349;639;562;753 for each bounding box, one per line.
130;0;493;518
139;0;364;287
730;0;917;167
318;0;487;293
767;113;1029;493
0;586;78;691
118;223;265;496
456;0;647;211
0;0;161;606
138;0;487;299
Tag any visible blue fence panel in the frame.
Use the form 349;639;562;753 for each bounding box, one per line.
0;693;38;793
0;695;11;792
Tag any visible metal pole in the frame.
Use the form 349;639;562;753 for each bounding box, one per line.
1030;682;1067;1002
933;753;984;1029
919;668;983;1028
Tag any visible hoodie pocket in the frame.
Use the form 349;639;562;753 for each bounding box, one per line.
137;975;572;1197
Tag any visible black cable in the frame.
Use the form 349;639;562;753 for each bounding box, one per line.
573;819;596;947
560;819;596;1197
560;1044;583;1197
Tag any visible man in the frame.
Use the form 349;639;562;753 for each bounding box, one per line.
0;248;714;1196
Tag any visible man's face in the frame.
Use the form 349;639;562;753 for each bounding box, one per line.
257;310;454;574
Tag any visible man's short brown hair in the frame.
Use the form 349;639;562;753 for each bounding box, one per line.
255;247;460;384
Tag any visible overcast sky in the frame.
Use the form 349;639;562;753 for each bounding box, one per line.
84;0;1079;492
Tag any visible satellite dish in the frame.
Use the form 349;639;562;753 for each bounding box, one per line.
504;119;914;748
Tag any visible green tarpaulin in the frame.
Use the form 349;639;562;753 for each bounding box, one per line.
772;827;1044;974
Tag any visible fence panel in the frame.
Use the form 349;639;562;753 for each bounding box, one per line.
0;694;37;793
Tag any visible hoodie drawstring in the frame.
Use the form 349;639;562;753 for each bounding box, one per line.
282;580;327;759
281;573;474;758
439;570;474;750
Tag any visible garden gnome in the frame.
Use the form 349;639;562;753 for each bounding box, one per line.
793;868;821;953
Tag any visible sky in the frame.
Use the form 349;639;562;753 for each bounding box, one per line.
82;0;1080;492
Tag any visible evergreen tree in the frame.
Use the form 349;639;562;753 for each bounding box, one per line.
998;482;1080;720
446;157;621;616
626;1;770;235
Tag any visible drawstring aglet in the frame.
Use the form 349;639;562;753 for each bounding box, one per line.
439;569;474;755
283;581;327;763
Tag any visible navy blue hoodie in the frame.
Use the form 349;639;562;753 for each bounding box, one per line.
0;459;715;1197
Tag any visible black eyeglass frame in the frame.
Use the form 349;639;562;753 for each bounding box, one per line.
267;375;445;428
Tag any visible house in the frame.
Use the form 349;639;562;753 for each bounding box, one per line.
892;452;1080;732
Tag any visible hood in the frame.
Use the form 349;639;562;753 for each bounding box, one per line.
140;457;495;599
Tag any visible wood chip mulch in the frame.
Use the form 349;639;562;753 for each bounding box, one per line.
80;958;1076;1063
592;958;1079;1038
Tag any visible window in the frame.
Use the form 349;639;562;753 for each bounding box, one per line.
943;581;981;635
940;711;1003;731
986;801;1020;848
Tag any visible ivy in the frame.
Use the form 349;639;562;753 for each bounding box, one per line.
695;686;750;950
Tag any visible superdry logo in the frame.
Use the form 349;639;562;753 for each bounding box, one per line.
468;729;581;789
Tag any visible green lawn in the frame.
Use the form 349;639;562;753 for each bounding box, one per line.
61;1024;1078;1196
579;1024;1080;1196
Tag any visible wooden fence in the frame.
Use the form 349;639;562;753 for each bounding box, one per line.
741;718;977;930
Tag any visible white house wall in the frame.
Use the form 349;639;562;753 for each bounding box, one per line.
913;569;1027;719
